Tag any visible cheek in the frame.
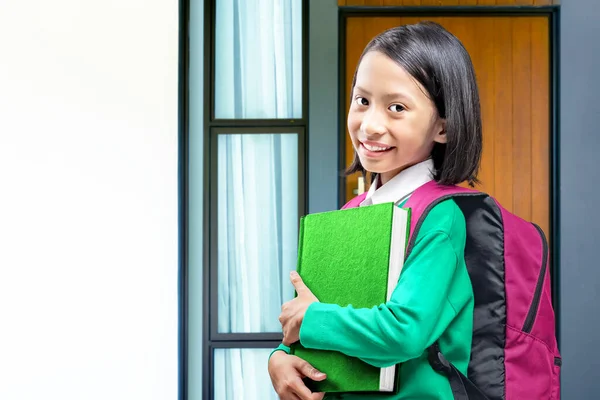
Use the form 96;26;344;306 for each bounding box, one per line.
347;112;361;136
388;122;433;157
396;118;430;143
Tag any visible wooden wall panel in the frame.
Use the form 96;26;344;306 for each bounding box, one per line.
493;18;513;215
512;18;532;224
345;0;366;5
339;0;558;5
343;16;551;238
477;0;499;5
380;0;424;5
531;17;551;242
475;18;495;198
344;17;364;201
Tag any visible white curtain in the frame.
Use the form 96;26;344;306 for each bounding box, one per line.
214;349;279;400
217;133;298;333
213;0;301;396
215;133;298;397
214;0;302;119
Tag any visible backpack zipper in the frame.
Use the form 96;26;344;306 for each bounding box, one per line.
522;223;549;333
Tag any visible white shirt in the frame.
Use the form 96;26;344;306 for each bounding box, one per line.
360;159;435;207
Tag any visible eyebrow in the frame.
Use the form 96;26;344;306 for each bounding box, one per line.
354;86;414;103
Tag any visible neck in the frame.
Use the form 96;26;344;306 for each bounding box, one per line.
378;158;432;185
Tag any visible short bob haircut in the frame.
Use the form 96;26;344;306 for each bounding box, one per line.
346;21;482;187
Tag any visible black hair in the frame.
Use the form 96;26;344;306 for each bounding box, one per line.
346;21;482;187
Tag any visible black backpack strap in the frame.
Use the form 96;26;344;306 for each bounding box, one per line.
427;343;490;400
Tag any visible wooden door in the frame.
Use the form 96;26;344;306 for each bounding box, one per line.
343;16;551;239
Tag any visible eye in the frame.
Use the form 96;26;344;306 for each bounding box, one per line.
355;96;369;106
389;104;405;113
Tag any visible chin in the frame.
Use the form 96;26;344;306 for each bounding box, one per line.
358;160;387;175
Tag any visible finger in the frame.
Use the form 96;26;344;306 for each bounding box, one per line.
292;383;326;400
282;327;299;346
290;377;315;400
296;359;327;381
281;392;301;400
290;271;310;295
278;377;302;400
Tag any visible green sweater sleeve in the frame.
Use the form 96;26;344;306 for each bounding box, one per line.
298;200;467;368
268;343;290;360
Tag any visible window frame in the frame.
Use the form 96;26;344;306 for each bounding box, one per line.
198;0;309;398
209;126;306;342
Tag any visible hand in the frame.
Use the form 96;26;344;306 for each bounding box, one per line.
268;351;326;400
279;271;319;346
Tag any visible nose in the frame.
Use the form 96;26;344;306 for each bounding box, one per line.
360;107;387;137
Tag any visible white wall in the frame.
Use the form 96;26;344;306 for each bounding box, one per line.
0;1;179;399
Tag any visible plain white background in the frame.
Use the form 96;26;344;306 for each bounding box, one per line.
0;0;179;398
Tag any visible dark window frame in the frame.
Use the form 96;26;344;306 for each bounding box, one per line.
193;0;309;399
209;126;306;343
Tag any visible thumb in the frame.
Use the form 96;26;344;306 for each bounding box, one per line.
290;271;310;295
297;359;327;381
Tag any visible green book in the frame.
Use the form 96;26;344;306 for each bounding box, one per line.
290;202;411;394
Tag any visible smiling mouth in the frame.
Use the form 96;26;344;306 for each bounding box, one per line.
361;142;395;153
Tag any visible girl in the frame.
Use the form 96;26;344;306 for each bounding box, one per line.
269;21;482;400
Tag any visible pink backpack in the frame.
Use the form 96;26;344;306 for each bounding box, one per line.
343;181;561;399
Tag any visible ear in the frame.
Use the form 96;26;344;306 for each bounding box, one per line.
433;119;447;144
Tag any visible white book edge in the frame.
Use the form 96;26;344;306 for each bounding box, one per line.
379;206;409;392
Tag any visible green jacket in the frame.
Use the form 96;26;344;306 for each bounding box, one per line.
272;199;474;399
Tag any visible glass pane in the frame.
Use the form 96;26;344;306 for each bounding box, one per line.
218;133;298;333
214;349;278;400
214;0;302;119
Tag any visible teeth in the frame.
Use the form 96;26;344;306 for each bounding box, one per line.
364;143;390;152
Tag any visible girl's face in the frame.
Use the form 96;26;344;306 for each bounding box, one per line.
347;51;447;185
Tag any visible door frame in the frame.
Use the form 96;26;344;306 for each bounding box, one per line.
337;5;561;345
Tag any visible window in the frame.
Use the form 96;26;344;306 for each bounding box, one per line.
213;0;303;119
213;130;302;335
213;348;279;399
201;0;307;398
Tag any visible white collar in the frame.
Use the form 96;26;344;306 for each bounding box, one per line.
360;159;434;207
